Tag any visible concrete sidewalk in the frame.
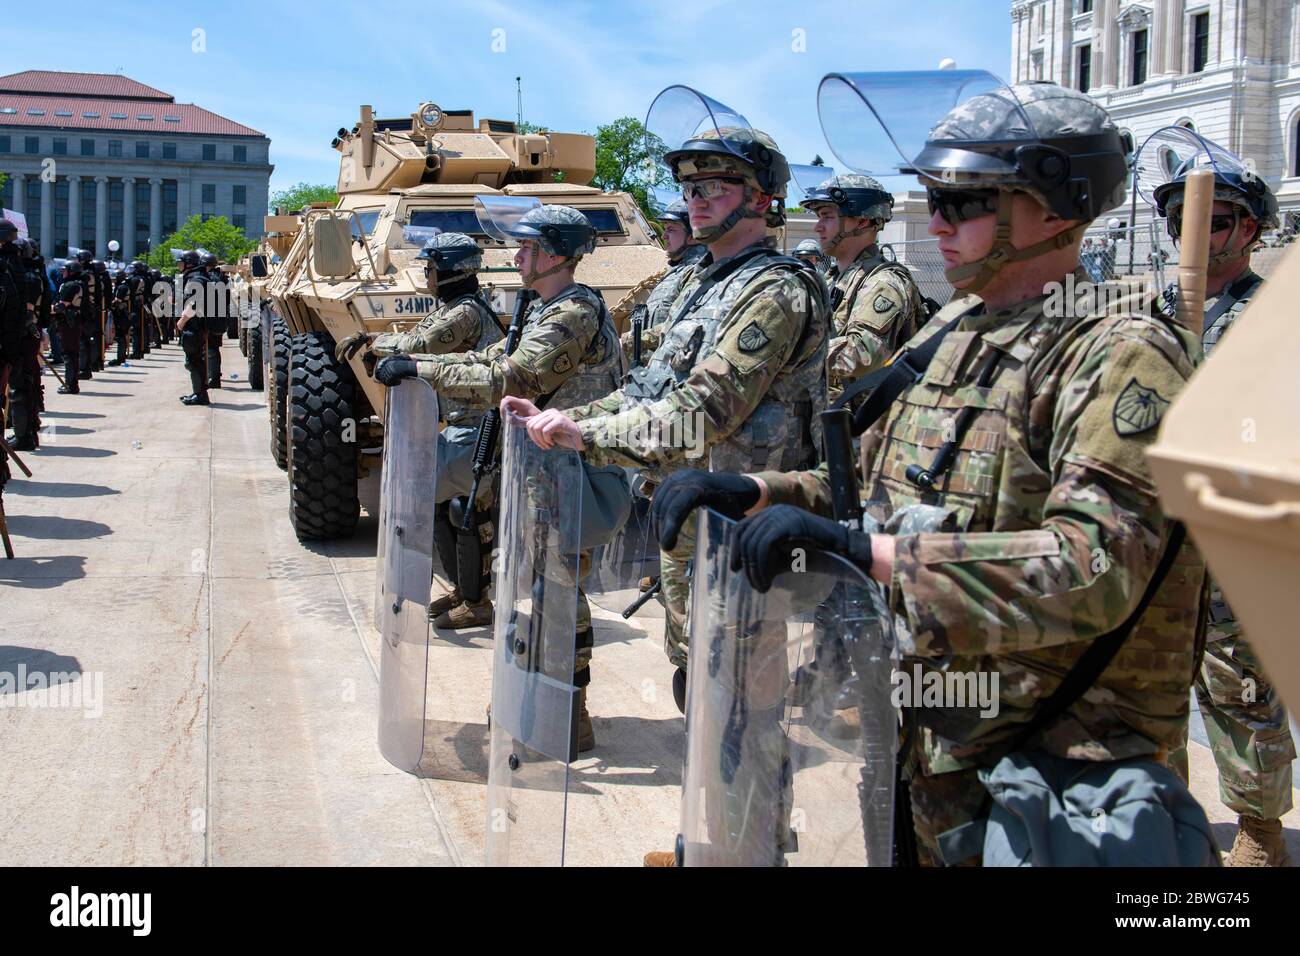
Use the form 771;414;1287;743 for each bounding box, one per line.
0;339;1294;866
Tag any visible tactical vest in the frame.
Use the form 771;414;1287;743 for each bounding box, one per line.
644;244;707;328
439;291;505;427
533;283;624;412
1201;271;1261;357
829;248;915;334
623;247;827;475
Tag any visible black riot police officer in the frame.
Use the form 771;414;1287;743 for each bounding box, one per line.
53;259;85;394
176;250;210;405
201;252;225;388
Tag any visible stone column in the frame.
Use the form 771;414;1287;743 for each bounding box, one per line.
149;177;163;250
123;177;137;261
1150;0;1167;74
95;176;109;257
39;177;52;257
11;173;25;216
67;175;81;253
1102;0;1120;88
1165;0;1184;75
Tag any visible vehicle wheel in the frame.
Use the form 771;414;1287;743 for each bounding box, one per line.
268;313;290;469
287;331;359;540
247;323;264;391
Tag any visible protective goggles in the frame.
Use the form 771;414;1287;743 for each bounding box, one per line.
1169;211;1239;238
926;187;1000;225
681;177;744;201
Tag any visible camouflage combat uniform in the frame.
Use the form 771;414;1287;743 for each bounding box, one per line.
625;244;708;362
756;275;1207;865
826;244;924;396
410;282;623;668
565;243;828;668
1167;271;1296;821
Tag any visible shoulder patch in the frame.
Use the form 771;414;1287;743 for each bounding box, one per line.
1112;378;1170;436
737;321;772;353
552;352;574;375
873;293;894;314
438;328;456;345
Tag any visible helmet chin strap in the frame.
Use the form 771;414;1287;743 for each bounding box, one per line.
522;255;574;288
822;215;874;255
1168;205;1255;267
692;185;764;243
943;192;1087;294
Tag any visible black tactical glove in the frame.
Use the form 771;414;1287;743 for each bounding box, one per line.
374;356;418;386
335;331;374;363
651;470;761;551
730;505;872;593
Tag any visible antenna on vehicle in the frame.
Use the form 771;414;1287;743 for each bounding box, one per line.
516;76;522;128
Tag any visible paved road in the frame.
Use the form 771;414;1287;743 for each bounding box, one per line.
0;339;1294;865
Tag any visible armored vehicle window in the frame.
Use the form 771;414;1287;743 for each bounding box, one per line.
407;208;486;239
350;209;382;238
577;208;623;235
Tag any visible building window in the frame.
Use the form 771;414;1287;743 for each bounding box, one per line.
1132;29;1148;86
108;140;122;157
162;181;178;236
1077;0;1093;13
136;141;150;159
234;145;247;163
202;143;216;161
232;185;247;205
24;179;41;237
25;135;39;154
1120;131;1135;157
81;138;95;156
162;142;176;160
0;135;9;153
201;213;212;223
52;138;67;155
233;214;247;231
81;180;96;240
1192;12;1210;73
202;184;216;204
134;181;151;250
1077;44;1092;91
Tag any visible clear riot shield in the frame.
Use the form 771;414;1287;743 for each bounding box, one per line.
645;85;755;162
376;378;441;772
791;163;837;200
582;477;658;615
679;507;897;867
474;195;542;245
485;414;585;866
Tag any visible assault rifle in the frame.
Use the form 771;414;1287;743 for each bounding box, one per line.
460;288;537;531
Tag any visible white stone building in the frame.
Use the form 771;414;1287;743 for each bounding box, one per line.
1009;0;1300;225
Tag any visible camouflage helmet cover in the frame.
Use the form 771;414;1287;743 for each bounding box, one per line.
512;204;597;258
803;173;894;223
666;125;790;201
414;231;483;272
794;238;822;256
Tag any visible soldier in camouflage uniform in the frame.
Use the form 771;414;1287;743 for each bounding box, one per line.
337;233;506;624
374;205;622;752
656;80;1210;866
1154;155;1294;867
621;199;708;364
792;237;830;275
803;174;925;397
506;115;828;755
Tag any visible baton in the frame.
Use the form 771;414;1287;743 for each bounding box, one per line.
1175;168;1216;336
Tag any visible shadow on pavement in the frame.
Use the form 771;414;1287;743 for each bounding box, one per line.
208;402;263;412
3;481;119;498
32;446;116;459
67;392;130;399
0;555;88;587
38;426;94;437
0;646;83;695
6;515;111;540
39;411;105;420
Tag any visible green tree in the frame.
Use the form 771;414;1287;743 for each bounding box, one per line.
145;215;256;274
269;182;338;214
590;116;672;220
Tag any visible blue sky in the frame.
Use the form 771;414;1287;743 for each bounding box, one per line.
12;0;1012;200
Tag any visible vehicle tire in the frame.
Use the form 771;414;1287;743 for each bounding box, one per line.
287;330;359;540
247;322;264;391
268;313;291;469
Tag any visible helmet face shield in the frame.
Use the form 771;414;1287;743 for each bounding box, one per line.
817;70;1021;183
1135;126;1244;206
646;85;754;173
474;195;543;245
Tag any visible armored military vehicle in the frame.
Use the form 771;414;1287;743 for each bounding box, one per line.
265;102;666;539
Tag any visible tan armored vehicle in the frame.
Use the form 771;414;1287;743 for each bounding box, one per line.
264;102;666;539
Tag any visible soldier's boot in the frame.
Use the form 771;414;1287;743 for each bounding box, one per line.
576;684;595;753
435;597;493;630
642;851;676;867
427;588;462;622
1226;816;1292;867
